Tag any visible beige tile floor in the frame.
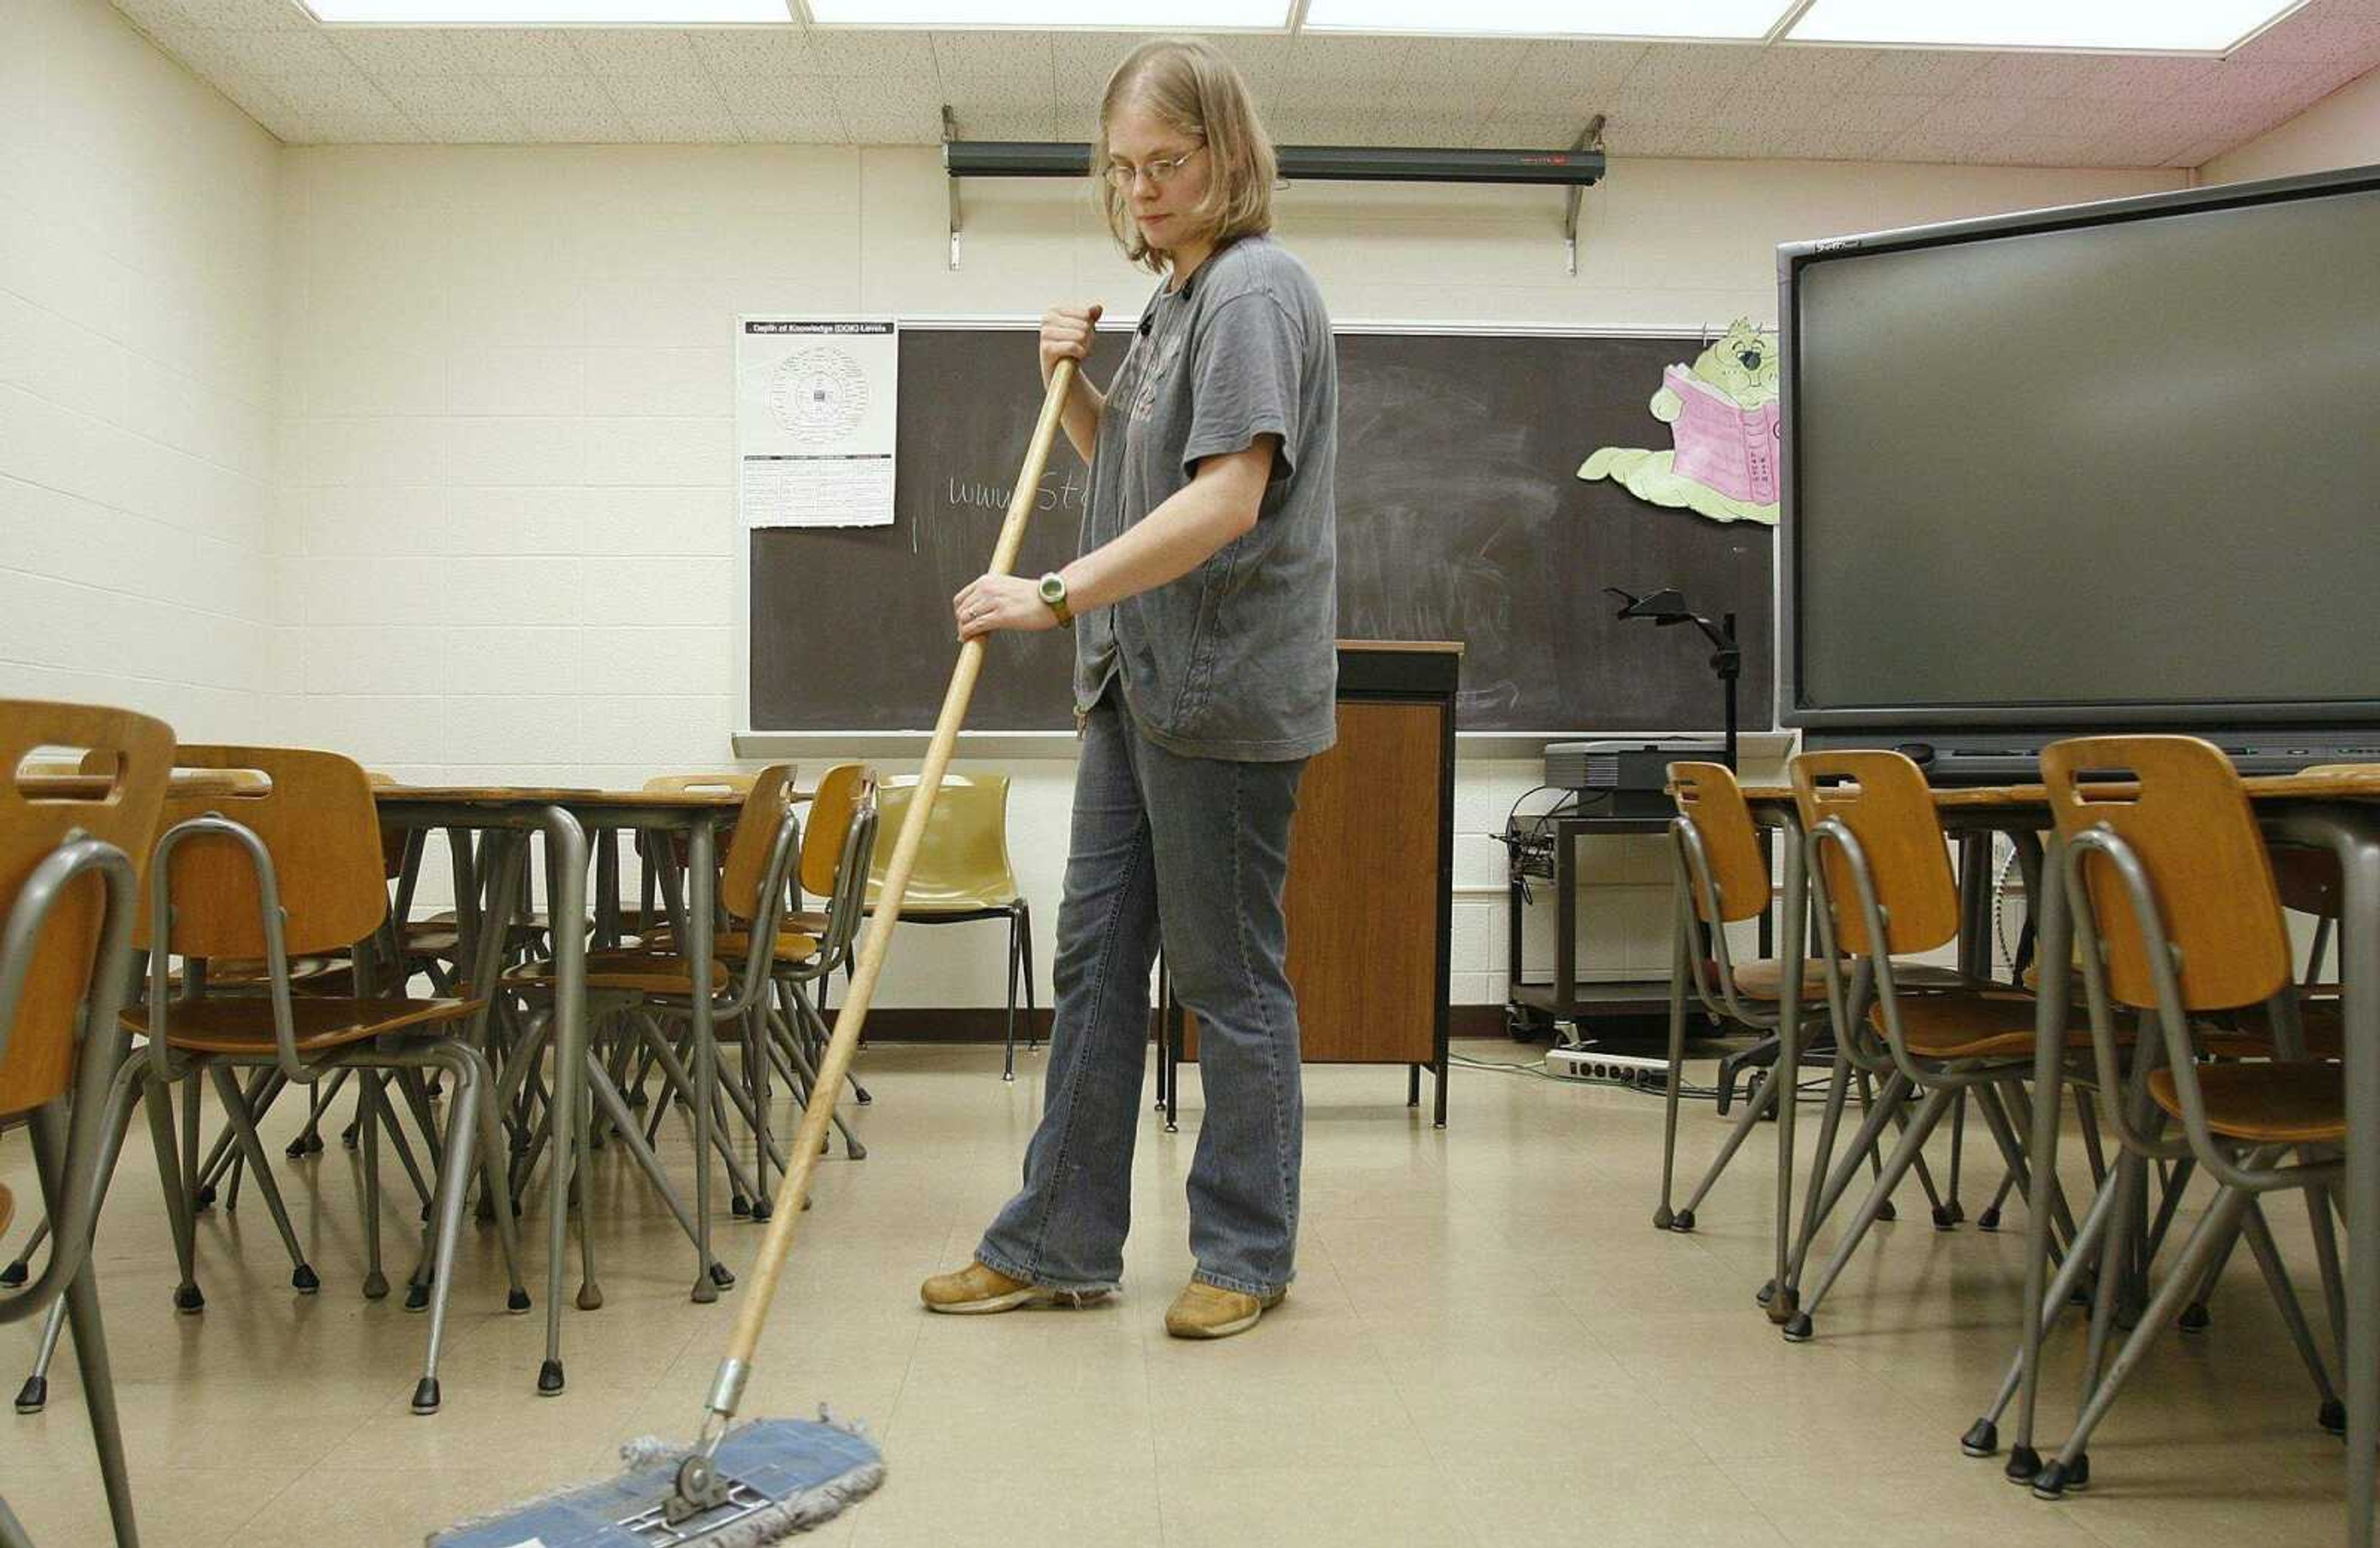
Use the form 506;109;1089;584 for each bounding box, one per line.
0;1037;2363;1547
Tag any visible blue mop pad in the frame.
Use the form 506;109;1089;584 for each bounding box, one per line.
430;1414;883;1548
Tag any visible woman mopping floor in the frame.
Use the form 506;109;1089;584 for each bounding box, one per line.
923;37;1342;1343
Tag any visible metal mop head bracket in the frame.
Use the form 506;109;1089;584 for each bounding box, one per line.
429;1412;883;1548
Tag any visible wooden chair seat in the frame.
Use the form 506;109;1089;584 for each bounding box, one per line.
504;949;729;997
401;921;460;957
0;1182;12;1242
124;995;482;1057
2147;1062;2345;1145
171;956;347;991
1728;958;1972;1001
1866;990;2091;1060
633;928;822;965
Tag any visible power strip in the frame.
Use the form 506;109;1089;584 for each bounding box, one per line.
1545;1047;1672;1086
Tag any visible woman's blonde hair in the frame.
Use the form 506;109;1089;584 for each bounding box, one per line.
1094;38;1277;275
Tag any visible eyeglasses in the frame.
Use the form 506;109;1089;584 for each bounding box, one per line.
1103;143;1205;190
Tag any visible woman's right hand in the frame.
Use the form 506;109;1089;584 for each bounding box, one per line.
1039;302;1103;385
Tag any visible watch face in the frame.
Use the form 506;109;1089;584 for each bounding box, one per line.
1039;574;1065;602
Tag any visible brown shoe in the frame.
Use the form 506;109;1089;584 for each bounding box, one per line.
1163;1279;1285;1340
919;1260;1108;1314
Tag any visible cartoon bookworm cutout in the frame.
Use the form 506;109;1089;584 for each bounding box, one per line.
1580;319;1781;526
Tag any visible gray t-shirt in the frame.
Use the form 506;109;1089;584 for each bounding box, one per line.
1072;234;1339;762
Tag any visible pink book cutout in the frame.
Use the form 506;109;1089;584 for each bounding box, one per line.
1662;364;1781;507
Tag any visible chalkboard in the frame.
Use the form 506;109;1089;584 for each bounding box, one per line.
747;325;1774;735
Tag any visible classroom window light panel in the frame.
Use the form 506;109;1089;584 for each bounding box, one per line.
1783;0;2309;53
1300;0;1795;37
804;0;1292;23
304;0;796;19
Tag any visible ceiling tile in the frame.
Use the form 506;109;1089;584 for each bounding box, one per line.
2196;51;2374;103
1321;113;1483;149
1399;38;1532;95
689;29;818;75
1597;113;1717;154
409;110;529;143
828;73;941;143
620;113;739;143
1610;41;1760;120
1051;31;1161;89
206;25;355;72
438;28;585;75
485;73;617;116
296;110;425;141
112;0;202;32
1498;40;1648;115
372;73;511;115
801;29;940;77
598;74;733;115
1732;45;1880;97
930;28;1054;79
731;105;848;143
1287;34;1419;81
208;72;309;134
1848;48;1991;95
328;29;484;76
568;28;707;74
1960;51;2216;101
263;68;397;113
941;73;1056;115
715;76;835;117
951;105;1060;141
523;112;631;143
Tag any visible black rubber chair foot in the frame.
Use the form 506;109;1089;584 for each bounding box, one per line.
1755;1278;1776;1307
1002;1073;1016;1083
1978;1207;2003;1231
404;1283;430;1313
1782;1312;1814;1342
537;1358;565;1395
1672;1208;1696;1233
2321;1398;2348;1435
750;1199;773;1221
284;1137;311;1159
1932;1204;1958;1231
14;1376;47;1414
363;1272;389;1300
2031;1454;2086;1498
853;1092;873;1106
292;1264;320;1293
173;1283;205;1313
0;1262;24;1287
410;1378;440;1415
730;1195;751;1218
708;1262;736;1289
1653;1205;1674;1231
2179;1301;2212;1333
508;1288;532;1314
1946;1202;1967;1223
1961;1418;1999;1458
193;1184;216;1211
1767;1287;1800;1325
340;1125;359;1150
1877;1200;1898;1223
845;1141;868;1160
625;1088;649;1109
2004;1445;2043;1485
576;1283;604;1311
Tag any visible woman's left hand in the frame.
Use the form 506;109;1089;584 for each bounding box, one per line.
953;573;1056;640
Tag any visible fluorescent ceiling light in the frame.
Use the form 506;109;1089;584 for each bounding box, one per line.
305;1;791;19
1302;0;1794;38
807;0;1287;22
1785;0;2303;53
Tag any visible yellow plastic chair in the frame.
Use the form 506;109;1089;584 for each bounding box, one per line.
863;774;1038;1080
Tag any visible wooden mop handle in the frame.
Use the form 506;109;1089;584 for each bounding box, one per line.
705;358;1081;1425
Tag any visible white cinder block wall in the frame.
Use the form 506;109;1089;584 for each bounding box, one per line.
9;0;2211;1015
0;0;281;742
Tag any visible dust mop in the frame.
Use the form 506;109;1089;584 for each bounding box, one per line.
433;359;1082;1548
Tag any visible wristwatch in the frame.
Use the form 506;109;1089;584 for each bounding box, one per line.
1038;571;1073;627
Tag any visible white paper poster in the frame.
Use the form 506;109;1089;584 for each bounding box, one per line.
735;318;897;529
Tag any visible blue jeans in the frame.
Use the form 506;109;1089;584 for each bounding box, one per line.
977;684;1307;1298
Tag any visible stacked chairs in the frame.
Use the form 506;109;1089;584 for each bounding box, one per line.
0;701;174;1546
